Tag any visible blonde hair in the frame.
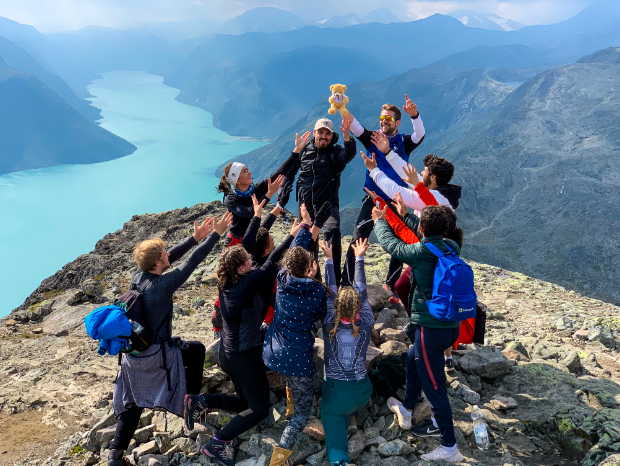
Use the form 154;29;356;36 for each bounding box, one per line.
134;238;165;272
329;287;361;338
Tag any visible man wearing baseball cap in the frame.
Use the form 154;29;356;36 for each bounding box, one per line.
282;117;356;283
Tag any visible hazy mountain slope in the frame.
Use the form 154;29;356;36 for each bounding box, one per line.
0;16;56;74
315;14;364;28
0;60;136;175
220;48;620;303
363;8;402;24
0;35;100;120
217;7;307;35
173;45;389;139
449;10;523;31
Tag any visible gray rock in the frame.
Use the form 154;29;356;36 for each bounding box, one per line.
465;374;482;392
447;381;480;405
379;341;408;357
375;309;397;330
378;440;414;457
380;328;408;344
82;279;102;297
84;451;99;466
490;395;518;410
134;424;156;444
559;351;582;373
133;440;159;458
367;285;390;312
191;297;206;308
171;437;196;454
505;427;536;453
201;273;218;286
554;316;574;330
140;411;154;427
172;304;189;316
383;457;412;466
306;449;326;466
504;341;529;358
382;414;400;441
67;289;84;305
39;299;55;316
364;427;380;439
365;435;387;447
457;346;512;379
95;424;118;445
137;454;169;466
365;346;384;369
588;326;617;348
290;433;322;464
203;367;228;389
347;431;366;461
373;416;386;431
204;338;221;368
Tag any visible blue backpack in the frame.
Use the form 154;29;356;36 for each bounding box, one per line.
419;242;477;322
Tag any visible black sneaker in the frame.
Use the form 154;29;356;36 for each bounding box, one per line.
183;394;210;431
411;419;440;437
200;437;236;466
107;449;130;466
445;358;455;372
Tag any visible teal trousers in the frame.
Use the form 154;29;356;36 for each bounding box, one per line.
321;377;372;465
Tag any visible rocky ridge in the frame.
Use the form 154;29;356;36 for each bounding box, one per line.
2;201;620;466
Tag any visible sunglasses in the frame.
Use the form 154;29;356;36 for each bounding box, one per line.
379;115;396;122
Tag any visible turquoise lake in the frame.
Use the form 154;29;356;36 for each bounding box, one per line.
0;71;266;316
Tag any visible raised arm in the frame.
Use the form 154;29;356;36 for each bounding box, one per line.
365;189;419;244
319;240;338;324
372;208;420;266
241;195;267;252
168;215;215;264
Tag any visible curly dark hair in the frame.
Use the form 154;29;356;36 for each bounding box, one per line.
280;247;331;294
216;163;233;196
420;205;449;238
217;245;248;290
423;154;454;186
251;227;271;259
438;206;463;249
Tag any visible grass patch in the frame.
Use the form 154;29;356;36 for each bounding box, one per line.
94;272;106;281
42;289;64;299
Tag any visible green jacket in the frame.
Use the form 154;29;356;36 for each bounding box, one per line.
374;215;461;329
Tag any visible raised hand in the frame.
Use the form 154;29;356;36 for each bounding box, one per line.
213;211;234;235
402;163;419;186
267;174;285;198
371;131;390;154
371;205;387;222
193;216;215;242
252;194;267;218
294;131;311;153
392;192;407;217
352;238;369;257
363;187;378;201
360;151;377;171
299;203;313;225
340;118;351;141
319;239;333;258
307;261;318;278
289;218;302;236
403;94;418;117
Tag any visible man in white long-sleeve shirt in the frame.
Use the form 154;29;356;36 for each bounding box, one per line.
340;95;425;297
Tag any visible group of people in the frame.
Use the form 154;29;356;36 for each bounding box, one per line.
108;95;472;466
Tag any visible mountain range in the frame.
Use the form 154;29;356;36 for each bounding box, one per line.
448;10;524;31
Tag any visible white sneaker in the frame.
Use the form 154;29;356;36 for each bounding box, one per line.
387;397;412;429
421;445;464;463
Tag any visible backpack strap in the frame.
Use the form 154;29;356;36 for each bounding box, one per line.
424;242;446;257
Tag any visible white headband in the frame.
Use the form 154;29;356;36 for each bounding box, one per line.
227;162;245;187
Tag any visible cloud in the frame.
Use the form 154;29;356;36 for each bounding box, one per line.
0;0;597;31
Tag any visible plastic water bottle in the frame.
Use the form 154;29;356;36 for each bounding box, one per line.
471;405;489;450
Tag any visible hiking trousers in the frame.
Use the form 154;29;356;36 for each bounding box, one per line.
203;346;270;441
341;196;403;287
279;376;315;449
321;377;372;465
403;325;459;447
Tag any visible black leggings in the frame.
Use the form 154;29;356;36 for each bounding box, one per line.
341;196;403;287
109;340;206;451
203;346;270;441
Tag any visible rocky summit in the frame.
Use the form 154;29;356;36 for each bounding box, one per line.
2;201;620;466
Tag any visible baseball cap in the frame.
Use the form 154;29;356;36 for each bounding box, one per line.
314;118;334;133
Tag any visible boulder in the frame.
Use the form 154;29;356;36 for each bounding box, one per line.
447;381;480;405
365;346;384;369
504;341;529;358
171;437;196;454
588;326;617;348
172;304;189;316
554;316;574;330
375;309;397;330
191;297;206;308
573;329;589;340
347;431;366;461
367;285;390;312
137;454;169;466
490;395;518;410
503;348;530;362
378;440;414;457
134;424;156;443
289;433;322;464
204;339;221;368
364;427;380;439
380;328;408;344
201;273;218;286
132;440;158;458
67;289;84;305
559;351;582;373
303;419;325;442
380;341;408;357
81;279;102;297
306;449;326;466
203;367;228;389
457;346;512;379
412;398;432;424
39;299;55;315
365;435;387;447
84;451;98;466
382;414;400;441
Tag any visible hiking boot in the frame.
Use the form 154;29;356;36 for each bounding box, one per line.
183;394;210;431
268;446;292;466
107;449;130;466
384;284;400;304
411;419;440;437
387;397;411;429
200;437;235;466
445;358;455;372
421;445;464;463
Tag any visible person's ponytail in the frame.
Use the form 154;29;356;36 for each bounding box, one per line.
216;163;233;196
446;226;463;249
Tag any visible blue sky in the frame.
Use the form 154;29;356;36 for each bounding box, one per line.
0;0;597;32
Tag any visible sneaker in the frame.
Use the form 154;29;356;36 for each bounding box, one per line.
445;358;455;372
387;397;412;429
183;394;210;431
411;419;440;437
107;449;130;466
421;445;464;463
200;437;236;466
384;284;400;304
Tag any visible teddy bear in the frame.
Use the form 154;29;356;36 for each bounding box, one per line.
328;83;349;117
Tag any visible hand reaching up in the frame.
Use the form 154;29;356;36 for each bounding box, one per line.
392;192;407;217
340;118;351;141
403;94;418;117
299;203;312;225
319;239;333;259
371;131;390;154
402;163;419;186
193;216;215;242
213;211;234;235
267;174;285;198
371;205;386;222
360;151;377;171
252;194;267;218
289;218;301;237
352;238;368;257
294;131;311;153
363;187;378;201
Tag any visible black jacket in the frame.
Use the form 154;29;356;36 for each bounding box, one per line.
284;133;356;212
